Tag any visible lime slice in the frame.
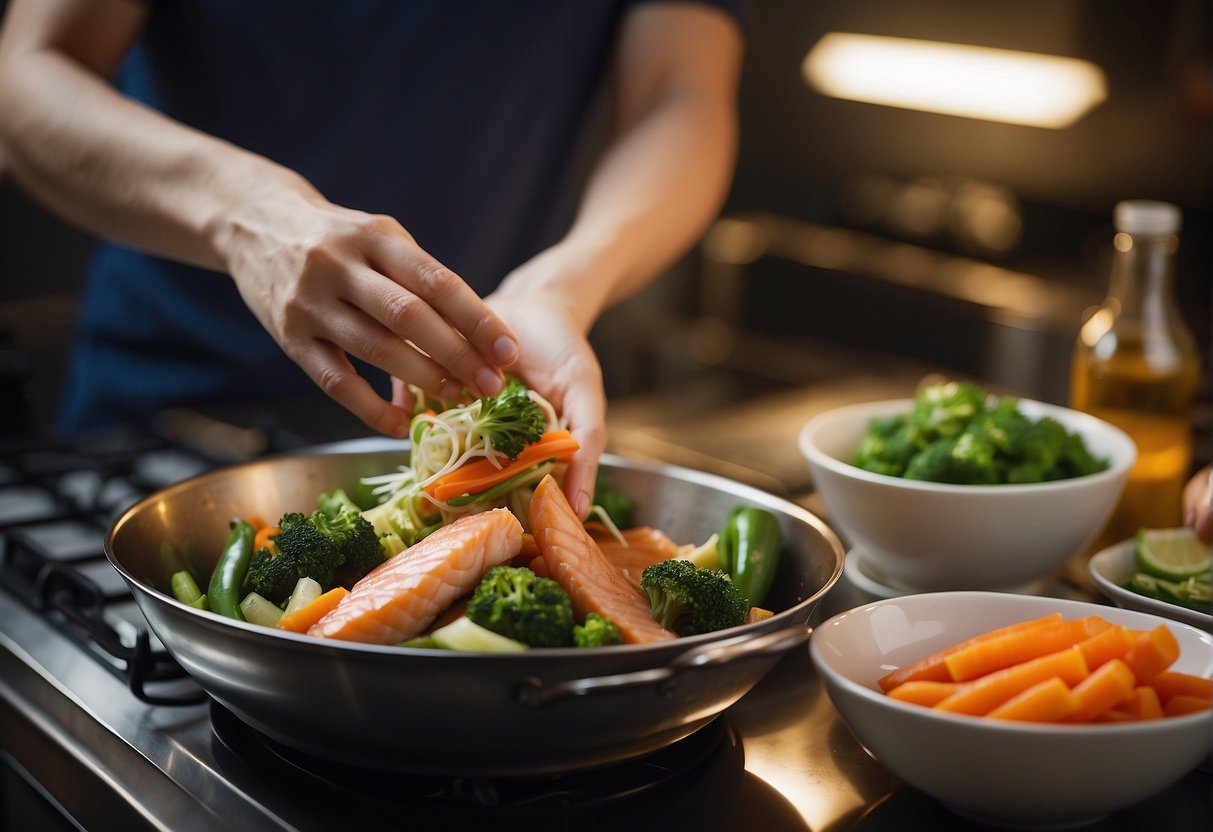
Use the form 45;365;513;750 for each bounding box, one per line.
1135;528;1213;581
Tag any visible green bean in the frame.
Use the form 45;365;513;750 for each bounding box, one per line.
170;569;209;610
207;519;255;620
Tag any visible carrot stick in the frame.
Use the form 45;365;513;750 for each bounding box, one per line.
1097;709;1139;722
1065;658;1136;722
1074;624;1134;671
943;616;1105;682
253;525;279;555
1146;671;1213;704
278;586;349;633
1163;695;1213;717
935;647;1089;716
987;677;1077;723
425;430;579;502
877;613;1063;692
1118;686;1165;720
1122;625;1180;682
886;680;961;707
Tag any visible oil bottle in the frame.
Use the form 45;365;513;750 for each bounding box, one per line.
1070;200;1201;552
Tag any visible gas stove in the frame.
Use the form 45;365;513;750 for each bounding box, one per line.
0;410;1209;831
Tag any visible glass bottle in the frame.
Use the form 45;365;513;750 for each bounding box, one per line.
1070;200;1201;552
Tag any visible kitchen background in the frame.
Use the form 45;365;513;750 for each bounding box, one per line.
0;3;1210;829
2;0;1210;467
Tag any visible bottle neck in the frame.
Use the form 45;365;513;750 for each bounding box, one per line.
1106;231;1179;323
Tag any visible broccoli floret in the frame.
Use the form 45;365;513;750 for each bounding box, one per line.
573;613;622;648
640;559;748;637
911;380;989;437
313;507;383;577
473;378;547;460
857;380;1110;485
317;488;361;518
246;508;381;604
854;418;929;477
903;434;999;484
1056;430;1109;478
1023;416;1068;472
466;566;575;648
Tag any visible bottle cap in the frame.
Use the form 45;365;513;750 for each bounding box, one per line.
1114;200;1181;235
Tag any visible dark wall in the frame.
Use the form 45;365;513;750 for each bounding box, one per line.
1;0;1209;435
718;0;1210;399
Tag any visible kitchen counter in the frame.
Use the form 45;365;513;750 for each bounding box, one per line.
604;373;1213;830
1;374;1209;831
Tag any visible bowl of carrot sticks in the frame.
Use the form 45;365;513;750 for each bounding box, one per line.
809;592;1213;828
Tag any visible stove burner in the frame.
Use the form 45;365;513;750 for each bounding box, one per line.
209;701;746;830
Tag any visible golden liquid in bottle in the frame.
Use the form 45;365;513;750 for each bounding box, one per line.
1070;329;1199;553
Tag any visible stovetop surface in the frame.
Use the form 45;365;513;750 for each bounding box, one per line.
1;403;1210;831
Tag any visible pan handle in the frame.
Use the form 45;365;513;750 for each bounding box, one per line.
513;623;812;707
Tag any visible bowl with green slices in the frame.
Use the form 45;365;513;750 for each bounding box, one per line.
799;381;1137;591
1090;528;1211;630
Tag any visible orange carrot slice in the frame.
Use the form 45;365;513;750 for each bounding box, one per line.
987;677;1077;723
1122;625;1180;682
1097;709;1139;722
935;647;1089;716
943;616;1105;682
877;613;1063;692
1118;686;1165;720
1074;624;1134;671
1146;670;1213;704
278;586;349;633
254;525;280;555
1163;695;1213;717
886;680;961;707
426;430;579;502
1066;658;1136;722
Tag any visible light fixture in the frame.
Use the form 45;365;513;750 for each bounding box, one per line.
803;32;1108;128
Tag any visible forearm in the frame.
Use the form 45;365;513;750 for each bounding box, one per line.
495;0;742;335
496;86;736;333
0;46;314;271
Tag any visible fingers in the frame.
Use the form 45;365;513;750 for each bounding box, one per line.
291;339;412;437
1183;466;1212;542
360;227;519;396
555;369;607;520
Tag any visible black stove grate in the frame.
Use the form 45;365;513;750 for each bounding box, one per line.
0;423;273;705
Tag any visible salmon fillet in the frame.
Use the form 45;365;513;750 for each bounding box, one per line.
308;507;522;643
587;523;679;589
530;476;676;644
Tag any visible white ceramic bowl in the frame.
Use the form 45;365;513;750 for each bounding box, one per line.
809;592;1213;828
799;398;1136;591
1089;538;1212;631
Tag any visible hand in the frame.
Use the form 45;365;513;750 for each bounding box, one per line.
219;188;519;437
483;289;606;519
1183;465;1212;542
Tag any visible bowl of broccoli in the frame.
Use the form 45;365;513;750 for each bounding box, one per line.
798;381;1137;591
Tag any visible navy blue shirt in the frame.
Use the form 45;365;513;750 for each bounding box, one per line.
60;0;745;435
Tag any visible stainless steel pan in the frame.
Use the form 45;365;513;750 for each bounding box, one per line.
105;450;843;775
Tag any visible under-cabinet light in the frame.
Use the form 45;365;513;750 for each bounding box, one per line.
803;32;1108;128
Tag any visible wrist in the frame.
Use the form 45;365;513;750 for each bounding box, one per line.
494;235;625;334
203;154;320;275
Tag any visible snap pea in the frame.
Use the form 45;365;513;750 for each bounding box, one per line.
170;569;209;610
717;506;782;608
207;519;255;621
